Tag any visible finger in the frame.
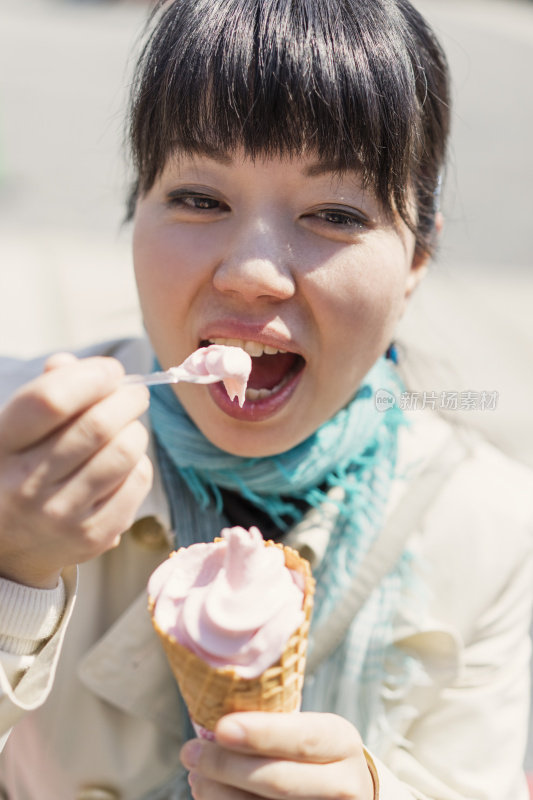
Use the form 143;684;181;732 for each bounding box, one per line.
181;740;358;800
189;772;257;800
53;420;150;511
43;352;78;372
215;712;361;762
189;773;262;800
78;453;154;556
0;357;125;452
188;773;257;800
40;384;150;484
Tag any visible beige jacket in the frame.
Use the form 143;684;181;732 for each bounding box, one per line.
0;337;532;800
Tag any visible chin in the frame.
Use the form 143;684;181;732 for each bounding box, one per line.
176;385;311;458
202;426;300;459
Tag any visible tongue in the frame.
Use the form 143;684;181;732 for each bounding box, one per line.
247;352;298;391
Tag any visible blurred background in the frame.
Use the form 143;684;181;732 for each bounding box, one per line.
0;0;532;471
0;0;533;772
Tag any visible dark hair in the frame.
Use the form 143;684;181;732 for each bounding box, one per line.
127;0;450;256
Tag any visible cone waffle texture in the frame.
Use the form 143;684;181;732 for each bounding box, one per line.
149;539;315;734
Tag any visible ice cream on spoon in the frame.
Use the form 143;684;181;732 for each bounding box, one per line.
124;344;252;407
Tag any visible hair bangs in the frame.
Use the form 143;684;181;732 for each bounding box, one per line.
128;0;450;253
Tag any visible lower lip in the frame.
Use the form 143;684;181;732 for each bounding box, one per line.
208;365;304;422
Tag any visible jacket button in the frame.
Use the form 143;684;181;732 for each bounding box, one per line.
129;515;169;550
76;788;121;800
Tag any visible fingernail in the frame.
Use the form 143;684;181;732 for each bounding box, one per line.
216;717;246;744
181;739;202;768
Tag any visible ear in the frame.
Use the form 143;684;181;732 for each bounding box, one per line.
404;211;443;302
404;247;429;300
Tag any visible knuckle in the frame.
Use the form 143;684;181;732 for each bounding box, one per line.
294;729;323;761
77;407;113;447
33;383;71;421
267;774;294;800
208;744;230;779
195;742;222;778
8;456;35;495
333;765;359;800
188;774;206;800
127;419;149;449
131;419;150;449
43;352;78;371
77;515;114;556
124;383;151;409
345;724;364;753
5;455;44;505
15;385;65;425
114;505;140;539
134;455;154;495
42;494;71;526
134;454;154;487
334;771;358;799
325;713;362;751
111;422;147;468
83;356;124;386
99;356;125;379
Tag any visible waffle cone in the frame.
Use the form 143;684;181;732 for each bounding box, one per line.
149;539;315;735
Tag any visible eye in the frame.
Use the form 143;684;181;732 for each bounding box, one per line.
166;190;229;214
313;208;367;229
300;205;371;241
183;195;220;210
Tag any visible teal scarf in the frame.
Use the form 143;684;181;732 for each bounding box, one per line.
150;356;412;750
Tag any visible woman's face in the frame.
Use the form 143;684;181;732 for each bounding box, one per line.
133;151;428;457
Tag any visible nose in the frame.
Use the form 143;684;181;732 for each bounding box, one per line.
212;220;296;303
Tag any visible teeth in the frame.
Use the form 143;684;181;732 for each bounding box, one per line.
245;387;274;401
209;337;287;357
245;371;294;402
242;341;264;357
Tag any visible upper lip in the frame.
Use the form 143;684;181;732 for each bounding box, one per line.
199;322;304;357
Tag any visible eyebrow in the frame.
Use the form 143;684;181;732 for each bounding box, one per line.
174;150;362;178
304;160;346;177
172;148;234;168
201;151;234;166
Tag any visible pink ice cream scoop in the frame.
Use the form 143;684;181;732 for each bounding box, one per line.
168;346;252;406
148;526;306;678
124;344;252;407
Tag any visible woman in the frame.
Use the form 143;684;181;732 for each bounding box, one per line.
0;0;532;798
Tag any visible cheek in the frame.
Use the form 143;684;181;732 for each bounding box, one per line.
133;220;212;337
134;222;190;293
311;245;410;340
132;217;188;356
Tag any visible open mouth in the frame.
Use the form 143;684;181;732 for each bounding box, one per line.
200;338;305;402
